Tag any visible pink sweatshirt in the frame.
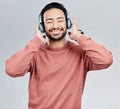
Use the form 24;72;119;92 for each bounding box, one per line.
5;35;113;109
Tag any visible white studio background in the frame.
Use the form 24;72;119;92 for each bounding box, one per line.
0;0;120;109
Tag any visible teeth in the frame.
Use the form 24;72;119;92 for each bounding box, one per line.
52;30;60;33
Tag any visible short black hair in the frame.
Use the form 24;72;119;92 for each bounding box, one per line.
40;2;68;23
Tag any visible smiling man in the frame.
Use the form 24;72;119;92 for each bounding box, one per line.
5;2;113;109
44;8;66;41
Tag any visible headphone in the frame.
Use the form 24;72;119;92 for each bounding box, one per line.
38;15;72;33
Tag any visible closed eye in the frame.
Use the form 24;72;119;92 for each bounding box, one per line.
58;19;64;22
45;18;53;23
46;21;52;23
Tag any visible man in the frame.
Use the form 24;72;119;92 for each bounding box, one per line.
5;2;113;109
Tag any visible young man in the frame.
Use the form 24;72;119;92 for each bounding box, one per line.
5;2;113;109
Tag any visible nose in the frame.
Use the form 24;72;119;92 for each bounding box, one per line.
52;20;59;28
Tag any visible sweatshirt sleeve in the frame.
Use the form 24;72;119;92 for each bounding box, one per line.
5;36;43;77
77;35;113;71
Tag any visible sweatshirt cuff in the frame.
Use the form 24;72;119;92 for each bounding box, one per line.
77;34;87;44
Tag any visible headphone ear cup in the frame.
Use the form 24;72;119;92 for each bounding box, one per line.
67;18;72;29
38;23;45;33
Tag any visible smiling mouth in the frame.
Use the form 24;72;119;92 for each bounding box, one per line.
49;28;64;33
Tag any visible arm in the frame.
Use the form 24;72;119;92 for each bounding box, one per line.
68;19;113;70
5;22;45;77
77;34;113;70
5;36;43;77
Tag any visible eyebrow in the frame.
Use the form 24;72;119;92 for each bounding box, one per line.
45;17;65;21
57;17;65;20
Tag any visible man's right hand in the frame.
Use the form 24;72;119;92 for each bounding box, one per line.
35;22;46;43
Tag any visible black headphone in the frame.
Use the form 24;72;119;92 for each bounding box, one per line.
38;2;72;33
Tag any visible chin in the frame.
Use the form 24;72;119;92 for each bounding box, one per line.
46;31;67;41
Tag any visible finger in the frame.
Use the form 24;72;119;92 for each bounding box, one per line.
35;22;40;30
70;19;78;33
70;19;77;27
35;22;41;37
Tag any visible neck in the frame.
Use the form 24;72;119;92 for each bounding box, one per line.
48;38;67;48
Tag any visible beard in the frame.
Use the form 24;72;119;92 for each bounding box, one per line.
45;27;67;41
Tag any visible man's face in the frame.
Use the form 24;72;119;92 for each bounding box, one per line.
43;8;67;41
